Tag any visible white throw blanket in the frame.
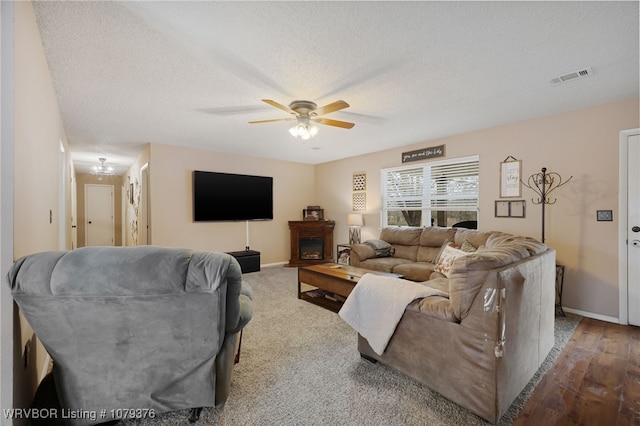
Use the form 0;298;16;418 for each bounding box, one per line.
339;273;448;355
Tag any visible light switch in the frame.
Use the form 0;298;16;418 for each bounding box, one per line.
596;210;613;221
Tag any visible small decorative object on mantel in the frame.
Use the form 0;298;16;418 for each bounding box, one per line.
522;167;573;243
402;144;445;163
303;206;324;221
500;156;521;198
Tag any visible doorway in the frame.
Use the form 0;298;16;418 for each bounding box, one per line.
84;184;115;246
619;129;640;326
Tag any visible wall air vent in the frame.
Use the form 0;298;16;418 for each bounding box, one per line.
549;67;593;84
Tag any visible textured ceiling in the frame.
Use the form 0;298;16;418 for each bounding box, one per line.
32;1;639;173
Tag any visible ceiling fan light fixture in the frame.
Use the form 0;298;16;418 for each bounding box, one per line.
90;157;115;176
250;99;353;138
289;119;318;140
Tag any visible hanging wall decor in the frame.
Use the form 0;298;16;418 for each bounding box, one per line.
402;144;445;163
352;172;366;211
353;193;366;212
500;156;521;198
352;172;366;191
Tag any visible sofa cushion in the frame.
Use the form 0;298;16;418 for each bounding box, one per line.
51;246;192;295
417;227;458;262
379;227;422;261
486;233;547;256
379;226;423;245
359;257;409;273
460;239;477;253
407;295;456;322
404;277;454;321
419;276;449;293
453;229;495;250
392;262;435;282
434;244;468;278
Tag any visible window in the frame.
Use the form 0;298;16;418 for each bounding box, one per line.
381;155;479;227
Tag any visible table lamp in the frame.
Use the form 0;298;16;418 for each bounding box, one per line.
347;213;364;244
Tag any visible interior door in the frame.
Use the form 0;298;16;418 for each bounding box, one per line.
85;184;114;246
628;134;640;326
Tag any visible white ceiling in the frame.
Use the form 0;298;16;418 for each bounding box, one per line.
32;1;639;174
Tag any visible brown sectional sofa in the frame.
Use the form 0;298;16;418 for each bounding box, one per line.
348;226;556;423
349;225;500;281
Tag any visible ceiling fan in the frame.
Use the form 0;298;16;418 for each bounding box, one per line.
249;99;355;140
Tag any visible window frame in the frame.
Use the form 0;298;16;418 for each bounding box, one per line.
380;155;480;228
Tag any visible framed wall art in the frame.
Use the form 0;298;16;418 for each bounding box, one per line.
352;172;366;191
495;200;526;218
500;158;521;198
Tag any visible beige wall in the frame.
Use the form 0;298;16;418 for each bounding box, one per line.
148;143;316;264
13;0;73;410
316;97;640;320
76;173;124;247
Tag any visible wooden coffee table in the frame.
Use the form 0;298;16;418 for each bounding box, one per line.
298;263;403;312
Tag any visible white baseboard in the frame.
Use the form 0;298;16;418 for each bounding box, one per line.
261;261;288;268
562;307;621;324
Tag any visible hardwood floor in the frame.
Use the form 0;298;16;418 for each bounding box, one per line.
513;317;640;425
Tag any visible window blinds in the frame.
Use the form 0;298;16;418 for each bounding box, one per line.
382;157;479;212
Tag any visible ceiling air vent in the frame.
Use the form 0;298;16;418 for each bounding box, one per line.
549;67;593;84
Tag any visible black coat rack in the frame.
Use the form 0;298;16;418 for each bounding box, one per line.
521;167;572;243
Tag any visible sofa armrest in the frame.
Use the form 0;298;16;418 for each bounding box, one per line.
216;280;253;405
227;287;252;335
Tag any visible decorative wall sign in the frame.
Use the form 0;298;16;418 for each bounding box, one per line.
402;145;445;163
352;172;366;191
500;159;521;198
495;200;526;218
352;193;366;211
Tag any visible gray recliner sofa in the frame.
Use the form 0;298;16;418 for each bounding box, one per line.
7;246;253;425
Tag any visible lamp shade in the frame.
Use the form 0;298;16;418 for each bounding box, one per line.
347;213;364;227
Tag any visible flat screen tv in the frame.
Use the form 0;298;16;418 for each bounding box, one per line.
193;171;273;221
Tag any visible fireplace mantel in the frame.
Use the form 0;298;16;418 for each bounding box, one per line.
288;221;335;267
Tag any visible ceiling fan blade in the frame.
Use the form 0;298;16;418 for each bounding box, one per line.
262;99;296;115
248;117;294;124
314;100;350;116
198;105;270;115
313;117;355;129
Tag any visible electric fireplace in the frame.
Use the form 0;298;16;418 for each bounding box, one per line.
288;221;335;267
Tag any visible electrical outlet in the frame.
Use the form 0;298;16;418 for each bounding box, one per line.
596;210;613;221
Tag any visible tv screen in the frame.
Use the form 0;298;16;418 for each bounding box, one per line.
193;171;273;221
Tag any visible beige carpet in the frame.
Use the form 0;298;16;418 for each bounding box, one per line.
123;265;580;426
